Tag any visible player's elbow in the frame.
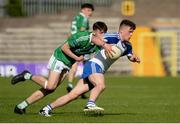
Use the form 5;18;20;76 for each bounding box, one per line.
61;43;70;53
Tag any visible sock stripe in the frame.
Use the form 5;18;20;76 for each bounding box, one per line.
88;103;95;105
88;101;94;104
87;100;95;107
25;100;29;105
88;100;95;103
47;104;52;110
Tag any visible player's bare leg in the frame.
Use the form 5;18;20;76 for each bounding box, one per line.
67;62;88;99
39;79;89;117
88;73;105;101
32;70;63;90
84;73;105;114
14;70;67;114
66;62;78;92
27;70;67;104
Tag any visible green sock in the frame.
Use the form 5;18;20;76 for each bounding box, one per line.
17;100;29;109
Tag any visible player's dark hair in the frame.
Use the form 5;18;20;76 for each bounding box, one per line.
81;3;94;11
119;19;136;30
93;21;108;33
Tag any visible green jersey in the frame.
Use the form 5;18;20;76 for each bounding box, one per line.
71;12;89;34
54;31;99;67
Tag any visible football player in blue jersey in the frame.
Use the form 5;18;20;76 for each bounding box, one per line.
39;19;140;117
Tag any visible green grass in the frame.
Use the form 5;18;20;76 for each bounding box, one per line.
0;76;180;123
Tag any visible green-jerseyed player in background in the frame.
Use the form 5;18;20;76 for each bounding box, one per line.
11;21;113;115
70;3;94;35
67;3;94;98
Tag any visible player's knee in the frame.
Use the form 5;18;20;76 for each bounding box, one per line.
46;86;56;90
97;84;105;91
101;85;106;91
46;84;57;91
44;80;58;90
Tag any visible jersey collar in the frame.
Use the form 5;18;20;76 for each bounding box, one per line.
89;33;93;43
80;12;87;18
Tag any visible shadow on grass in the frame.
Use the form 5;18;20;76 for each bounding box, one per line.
24;111;82;116
25;111;137;117
104;112;137;116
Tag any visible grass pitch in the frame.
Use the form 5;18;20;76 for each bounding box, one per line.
0;76;179;123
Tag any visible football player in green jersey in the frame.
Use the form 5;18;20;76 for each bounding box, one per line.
11;21;113;115
70;3;94;35
67;3;94;98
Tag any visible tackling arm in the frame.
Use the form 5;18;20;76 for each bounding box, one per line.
61;43;84;62
91;35;113;54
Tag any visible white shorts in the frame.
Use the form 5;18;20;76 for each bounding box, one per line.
47;54;70;73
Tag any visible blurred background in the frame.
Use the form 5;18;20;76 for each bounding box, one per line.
0;0;179;77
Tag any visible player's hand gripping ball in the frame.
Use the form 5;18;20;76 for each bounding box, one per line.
105;45;121;59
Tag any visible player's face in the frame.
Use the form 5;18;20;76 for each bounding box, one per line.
82;8;93;18
94;29;104;39
120;26;134;41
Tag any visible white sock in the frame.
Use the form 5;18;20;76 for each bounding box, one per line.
87;100;96;107
17;100;29;109
43;104;52;111
24;73;32;80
